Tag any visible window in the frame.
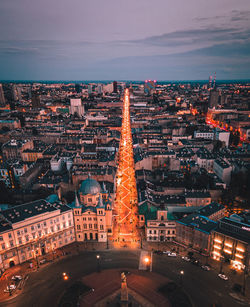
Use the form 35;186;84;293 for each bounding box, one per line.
63;222;66;228
83;224;87;229
94;224;97;229
100;225;104;230
0;236;3;241
44;222;47;227
32;233;36;239
17;231;20;236
88;217;92;221
1;243;5;250
10;240;14;247
77;225;81;230
149;230;152;234
24;228;27;233
88;198;92;202
8;233;12;238
25;236;29;242
89;224;92;229
161;216;164;221
31;225;34;231
57;225;60;231
69;221;72;226
37;224;40;229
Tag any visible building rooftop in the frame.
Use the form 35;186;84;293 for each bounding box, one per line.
0;200;58;224
197;202;224;217
177;213;218;234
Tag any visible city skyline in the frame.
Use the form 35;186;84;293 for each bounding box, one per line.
0;0;250;80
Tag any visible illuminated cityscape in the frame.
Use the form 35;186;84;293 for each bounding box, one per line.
0;0;250;307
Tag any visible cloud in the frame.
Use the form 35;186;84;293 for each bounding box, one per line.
126;26;249;49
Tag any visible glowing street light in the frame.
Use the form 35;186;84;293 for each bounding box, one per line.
62;272;69;281
180;270;184;286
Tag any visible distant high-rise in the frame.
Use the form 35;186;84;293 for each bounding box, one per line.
2;84;15;106
209;89;220;108
144;80;156;95
88;84;92;95
31;91;41;108
69;98;84;117
208;75;213;90
75;83;81;93
113;81;118;93
0;84;6;106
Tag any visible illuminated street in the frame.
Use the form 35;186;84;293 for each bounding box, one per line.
113;88;139;247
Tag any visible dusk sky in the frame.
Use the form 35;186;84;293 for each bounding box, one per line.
0;0;250;80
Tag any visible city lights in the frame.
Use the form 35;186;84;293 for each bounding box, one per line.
113;89;139;247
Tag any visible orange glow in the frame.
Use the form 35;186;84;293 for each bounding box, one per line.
113;89;139;248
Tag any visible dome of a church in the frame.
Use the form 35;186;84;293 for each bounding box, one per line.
79;176;101;195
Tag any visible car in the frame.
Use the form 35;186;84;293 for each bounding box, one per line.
167;252;177;257
201;265;210;271
11;275;22;281
218;274;228;280
163;251;171;254
191;259;200;266
5;284;16;292
182;256;190;262
40;259;46;264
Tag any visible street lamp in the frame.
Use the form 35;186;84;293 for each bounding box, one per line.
62;272;69;281
96;255;101;272
180;270;184;286
144;256;150;271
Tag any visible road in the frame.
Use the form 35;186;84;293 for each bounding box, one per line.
0;250;247;307
113;88;139;246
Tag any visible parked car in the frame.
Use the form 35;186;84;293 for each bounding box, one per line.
163;251;171;254
167;252;177;257
40;259;46;264
201;265;210;271
11;275;22;281
218;274;228;280
182;256;190;262
4;284;16;292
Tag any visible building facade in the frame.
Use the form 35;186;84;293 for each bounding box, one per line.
211;214;250;272
73;176;113;243
0;199;75;270
146;210;176;242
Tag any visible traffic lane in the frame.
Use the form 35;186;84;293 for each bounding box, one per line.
0;251;140;307
153;254;245;307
